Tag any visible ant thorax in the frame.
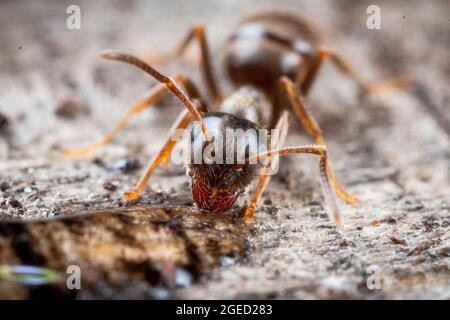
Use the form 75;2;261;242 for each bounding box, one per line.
219;86;272;127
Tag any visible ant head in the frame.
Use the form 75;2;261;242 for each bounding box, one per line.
188;163;255;212
187;112;268;212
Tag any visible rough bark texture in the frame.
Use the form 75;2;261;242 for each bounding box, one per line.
0;0;448;299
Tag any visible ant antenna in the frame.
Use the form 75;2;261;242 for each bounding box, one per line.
100;50;209;141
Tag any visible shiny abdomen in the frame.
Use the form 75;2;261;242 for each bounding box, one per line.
224;11;321;95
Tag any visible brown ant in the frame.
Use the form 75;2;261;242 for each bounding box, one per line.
66;11;403;227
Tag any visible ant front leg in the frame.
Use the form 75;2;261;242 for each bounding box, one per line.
301;47;408;96
122;108;193;201
276;77;359;206
145;24;222;103
244;111;289;221
248;144;342;227
64;74;206;158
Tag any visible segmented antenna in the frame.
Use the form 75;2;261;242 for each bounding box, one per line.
100;50;209;141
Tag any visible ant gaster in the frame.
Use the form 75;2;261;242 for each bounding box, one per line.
66;11;402;227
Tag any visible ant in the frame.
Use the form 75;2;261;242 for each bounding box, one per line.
66;11;403;227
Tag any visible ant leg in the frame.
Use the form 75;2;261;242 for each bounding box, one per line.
64;83;169;157
248;144;341;227
244;169;271;221
244;112;289;221
301;48;407;96
277;77;359;206
64;74;207;158
146;24;222;103
122;109;193;201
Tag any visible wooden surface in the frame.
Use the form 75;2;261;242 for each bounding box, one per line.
0;0;449;299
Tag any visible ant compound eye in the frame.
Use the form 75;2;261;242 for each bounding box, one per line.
205;145;215;158
202;140;216;164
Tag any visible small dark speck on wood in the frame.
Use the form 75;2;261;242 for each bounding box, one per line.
55;97;89;119
389;236;407;245
0;112;9;132
108;158;141;173
0;182;11;191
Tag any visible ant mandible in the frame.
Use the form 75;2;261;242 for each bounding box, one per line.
66;11;402;227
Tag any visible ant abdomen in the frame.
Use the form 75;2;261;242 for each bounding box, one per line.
225;12;320;95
